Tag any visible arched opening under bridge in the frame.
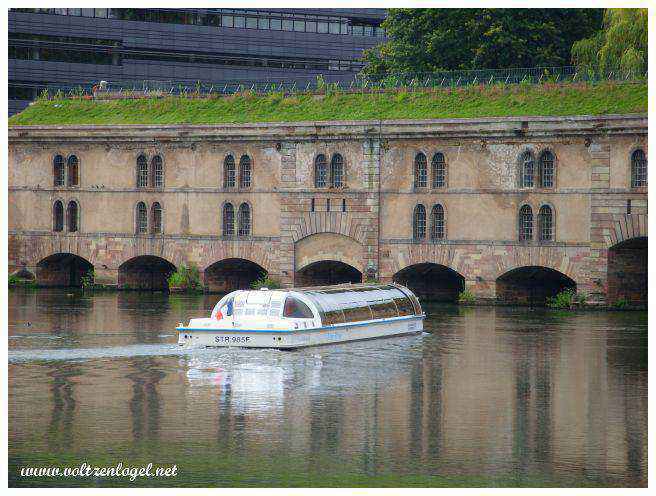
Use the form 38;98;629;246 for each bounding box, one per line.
204;258;267;293
295;260;362;287
36;253;94;287
608;237;647;307
496;266;576;306
118;256;176;291
393;263;465;302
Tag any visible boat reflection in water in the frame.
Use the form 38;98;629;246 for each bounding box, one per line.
177;283;424;349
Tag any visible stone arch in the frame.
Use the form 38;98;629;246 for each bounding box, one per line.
387;244;468;281
290;212;368;245
199;241;273;275
296;260;362;287
118;255;176;291
393;263;465;302
607;236;647;307
204;258;267;293
493;246;580;285
496;265;576;305
295;232;363;273
603;214;647;248
36;252;94;287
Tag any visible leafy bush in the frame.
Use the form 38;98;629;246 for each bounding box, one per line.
251;276;282;290
546;288;577;309
458;290;476;304
80;269;95;290
612;298;629;309
167;264;202;292
9;273;36;288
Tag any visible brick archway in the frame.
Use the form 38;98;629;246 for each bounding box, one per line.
294;232;364;273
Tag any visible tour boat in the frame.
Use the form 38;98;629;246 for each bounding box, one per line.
176;283;425;349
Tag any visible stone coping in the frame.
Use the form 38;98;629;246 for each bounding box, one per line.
8;114;648;143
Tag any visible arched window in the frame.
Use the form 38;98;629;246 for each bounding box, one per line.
414;152;427;188
223;155;236;189
538;205;553;242
222;203;235;236
151;202;162;234
519;151;534;188
238;203;251;237
519;204;533;242
631;149;647;187
53;200;64;232
432;152;446;188
413;204;426;240
151;155;163;189
67;155;79;187
53;155;65;187
66;201;79;232
314;154;327;188
538;151;554;188
239;155;251;189
137;155;148;188
331;154;344;188
430;204;445;240
135;202;148;234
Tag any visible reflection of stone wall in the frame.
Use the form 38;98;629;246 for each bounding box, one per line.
8;115;647;303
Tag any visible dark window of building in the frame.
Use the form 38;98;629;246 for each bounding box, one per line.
310;198;315;212
224;155;236;189
538;205;553;242
627;199;632;215
315;154;327;188
67;155;79;187
430;204;445;240
222;202;235;236
152;155;163;188
539;151;555;188
137;155;148;188
151;202;162;234
53;155;65;187
238;203;251;236
519;204;533;242
631;149;647;187
413;204;426;241
67;201;79;232
326;198;331;212
432;152;446;188
136;202;148;234
53;200;64;231
331;153;344;188
520;151;534;188
342;198;346;212
414;152;427;188
239;155;252;189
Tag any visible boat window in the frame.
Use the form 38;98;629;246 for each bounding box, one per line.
283;297;314;319
342;303;373;323
369;299;398;319
393;296;415;316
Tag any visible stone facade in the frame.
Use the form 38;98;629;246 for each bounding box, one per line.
8;115;647;304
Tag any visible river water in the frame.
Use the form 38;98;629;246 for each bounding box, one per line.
8;289;647;487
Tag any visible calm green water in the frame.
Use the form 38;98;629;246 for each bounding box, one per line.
8;289;647;487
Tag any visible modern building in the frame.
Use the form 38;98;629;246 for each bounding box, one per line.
8;114;648;306
8;8;387;115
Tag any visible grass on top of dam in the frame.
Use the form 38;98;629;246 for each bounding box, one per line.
8;81;647;126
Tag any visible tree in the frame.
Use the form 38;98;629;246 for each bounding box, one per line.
571;9;647;75
362;9;603;78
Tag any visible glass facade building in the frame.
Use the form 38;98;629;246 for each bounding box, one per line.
8;8;387;115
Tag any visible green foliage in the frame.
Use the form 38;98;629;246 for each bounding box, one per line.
362;8;603;78
250;276;282;290
9;273;37;288
612;298;629;309
572;9;647;75
546;289;576;309
80;270;95;290
458;290;476;304
8;82;646;126
167;264;202;292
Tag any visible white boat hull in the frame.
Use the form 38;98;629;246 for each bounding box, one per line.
177;315;424;349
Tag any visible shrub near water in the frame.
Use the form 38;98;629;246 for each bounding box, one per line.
167;264;202;292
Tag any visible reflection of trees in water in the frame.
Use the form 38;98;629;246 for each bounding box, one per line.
126;357;165;442
47;362;81;451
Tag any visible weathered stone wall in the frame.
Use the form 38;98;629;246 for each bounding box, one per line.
8;115;647;303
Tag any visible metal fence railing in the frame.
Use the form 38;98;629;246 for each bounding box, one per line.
25;65;647;100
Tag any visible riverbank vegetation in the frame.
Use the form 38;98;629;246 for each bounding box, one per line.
167;264;202;293
8;81;646;126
